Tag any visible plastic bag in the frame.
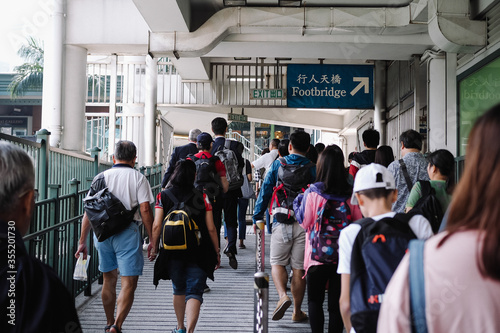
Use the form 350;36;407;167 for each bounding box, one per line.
73;253;90;281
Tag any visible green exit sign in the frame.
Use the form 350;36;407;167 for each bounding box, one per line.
228;113;248;123
250;89;285;100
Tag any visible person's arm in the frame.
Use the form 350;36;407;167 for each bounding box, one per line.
149;207;164;261
339;273;352;332
205;209;221;269
140;201;154;246
220;176;229;193
405;182;422;212
252;161;278;232
75;212;92;259
246;160;253;182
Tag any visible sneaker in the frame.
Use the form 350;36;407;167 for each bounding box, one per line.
226;251;238;270
172;328;186;333
292;311;308;323
272;295;291;321
238;243;246;249
204;284;211;293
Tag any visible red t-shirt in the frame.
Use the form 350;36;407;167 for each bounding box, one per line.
155;191;212;211
193;151;226;177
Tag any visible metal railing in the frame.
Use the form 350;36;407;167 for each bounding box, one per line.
1;131;163;298
226;131;262;161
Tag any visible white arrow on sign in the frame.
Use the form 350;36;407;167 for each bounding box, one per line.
350;77;370;96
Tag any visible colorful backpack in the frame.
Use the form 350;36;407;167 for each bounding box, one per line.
310;197;352;264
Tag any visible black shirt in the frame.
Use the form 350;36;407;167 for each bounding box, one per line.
0;221;82;333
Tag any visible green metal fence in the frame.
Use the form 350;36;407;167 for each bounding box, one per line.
0;131;163;297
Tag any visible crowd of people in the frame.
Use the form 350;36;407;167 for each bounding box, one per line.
2;106;500;333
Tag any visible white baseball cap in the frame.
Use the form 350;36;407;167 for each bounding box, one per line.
351;163;396;205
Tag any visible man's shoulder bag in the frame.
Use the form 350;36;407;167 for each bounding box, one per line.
83;176;138;242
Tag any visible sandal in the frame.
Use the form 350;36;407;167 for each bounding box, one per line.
104;325;111;332
109;325;122;333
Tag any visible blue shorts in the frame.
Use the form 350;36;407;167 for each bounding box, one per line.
167;259;207;303
93;222;144;276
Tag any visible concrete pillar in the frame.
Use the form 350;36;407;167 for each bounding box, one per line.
108;55;118;157
428;57;446;151
445;53;458;156
250;121;256;162
41;0;65;147
144;54;158;166
61;45;87;151
374;61;387;145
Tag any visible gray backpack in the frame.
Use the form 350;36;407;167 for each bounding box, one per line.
214;140;244;191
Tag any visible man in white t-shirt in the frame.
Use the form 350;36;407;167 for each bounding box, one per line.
76;140;155;333
337;163;433;333
252;138;280;173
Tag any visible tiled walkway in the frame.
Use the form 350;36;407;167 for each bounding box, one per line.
76;229;323;332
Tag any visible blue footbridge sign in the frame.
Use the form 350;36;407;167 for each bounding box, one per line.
287;64;374;109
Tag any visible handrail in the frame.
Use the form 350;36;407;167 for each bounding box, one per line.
1;131;163;298
225;131;262;161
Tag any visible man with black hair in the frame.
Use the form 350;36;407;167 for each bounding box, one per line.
387;129;429;213
314;142;325;155
210;117;244;270
161;128;201;188
253;130;316;323
349;128;380;180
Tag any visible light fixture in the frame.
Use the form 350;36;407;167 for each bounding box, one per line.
279;0;302;6
234;57;252;61
224;0;246;6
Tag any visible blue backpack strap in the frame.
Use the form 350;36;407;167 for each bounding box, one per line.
409;239;428;333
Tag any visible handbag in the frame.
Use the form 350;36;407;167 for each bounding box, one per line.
84;184;138;242
240;162;256;199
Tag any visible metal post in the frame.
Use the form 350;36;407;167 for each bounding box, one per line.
36;129;51;200
90;147;101;176
68;178;80;296
255;220;265;272
48;184;61;271
254;271;269;333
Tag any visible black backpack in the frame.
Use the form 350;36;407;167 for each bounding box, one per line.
270;157;315;224
83;174;138;242
160;189;201;251
411;180;444;233
188;154;222;199
350;213;417;333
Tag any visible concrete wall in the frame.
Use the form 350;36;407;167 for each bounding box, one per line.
66;0;149;53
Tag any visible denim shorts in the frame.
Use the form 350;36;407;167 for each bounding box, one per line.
167;259;207;303
93;222;144;276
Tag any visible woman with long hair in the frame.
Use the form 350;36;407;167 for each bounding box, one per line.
150;159;220;333
295;145;362;333
378;105;500;332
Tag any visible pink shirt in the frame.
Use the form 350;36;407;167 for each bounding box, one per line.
378;230;500;333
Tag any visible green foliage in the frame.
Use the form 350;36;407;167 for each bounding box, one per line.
9;36;44;99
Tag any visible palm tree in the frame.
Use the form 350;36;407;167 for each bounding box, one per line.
9;37;44;99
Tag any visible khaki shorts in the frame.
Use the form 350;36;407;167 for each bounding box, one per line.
270;222;306;270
